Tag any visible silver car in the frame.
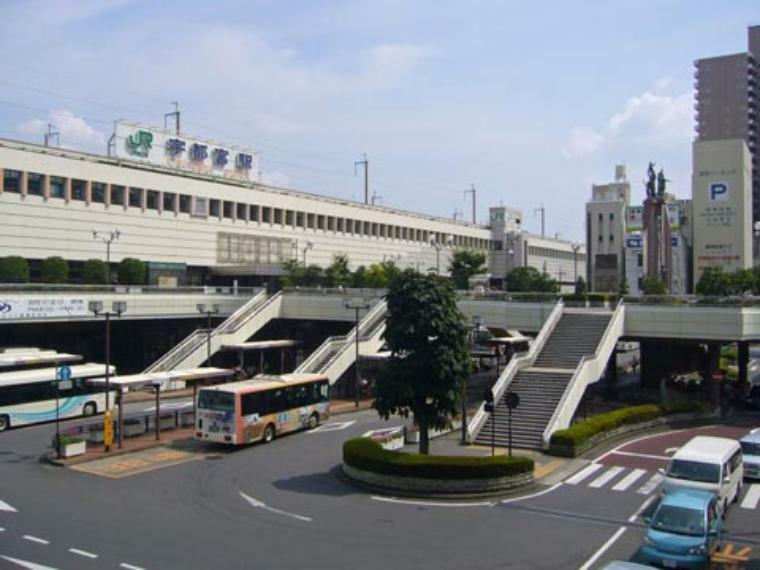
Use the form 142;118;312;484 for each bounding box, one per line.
740;428;760;480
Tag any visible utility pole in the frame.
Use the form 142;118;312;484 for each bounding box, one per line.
43;124;59;147
164;101;180;134
464;184;476;224
371;192;382;206
453;209;462;221
344;299;371;407
354;154;369;204
534;203;546;237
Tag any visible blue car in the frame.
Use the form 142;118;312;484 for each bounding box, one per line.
640;489;722;569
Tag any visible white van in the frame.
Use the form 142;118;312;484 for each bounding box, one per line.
661;436;743;514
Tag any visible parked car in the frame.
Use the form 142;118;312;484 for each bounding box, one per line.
660;436;743;515
640;489;722;569
739;428;760;480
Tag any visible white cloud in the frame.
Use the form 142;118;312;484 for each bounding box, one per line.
561;127;604;158
19;110;105;152
561;79;692;159
361;44;436;88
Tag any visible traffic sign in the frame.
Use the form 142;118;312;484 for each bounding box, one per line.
57;365;72;381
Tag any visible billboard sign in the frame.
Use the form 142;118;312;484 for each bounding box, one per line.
112;121;259;182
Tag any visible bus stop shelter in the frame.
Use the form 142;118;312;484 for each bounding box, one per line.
88;367;234;449
0;350;82;368
221;340;301;375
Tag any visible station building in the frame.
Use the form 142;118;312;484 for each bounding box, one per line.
0;122;583;288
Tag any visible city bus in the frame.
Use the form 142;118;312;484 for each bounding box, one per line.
0;363;116;431
195;373;330;445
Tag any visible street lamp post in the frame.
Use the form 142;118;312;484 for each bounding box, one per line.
89;299;126;450
344;298;370;407
92;229;120;284
572;242;581;285
197;304;220;366
463;315;482;444
429;235;453;275
302;240;314;268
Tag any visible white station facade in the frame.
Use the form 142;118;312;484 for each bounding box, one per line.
0;123;584;287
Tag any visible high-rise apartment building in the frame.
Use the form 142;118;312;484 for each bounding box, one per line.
694;25;759;222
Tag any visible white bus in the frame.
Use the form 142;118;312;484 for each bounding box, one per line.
0;364;116;431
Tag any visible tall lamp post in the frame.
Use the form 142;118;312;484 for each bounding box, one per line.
429;235;453;275
463;315;482;444
571;242;581;285
89;299;126;451
302;240;314;268
93;229;120;284
197;303;220;366
344;298;370;407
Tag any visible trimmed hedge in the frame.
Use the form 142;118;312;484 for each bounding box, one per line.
549;401;707;448
343;437;533;480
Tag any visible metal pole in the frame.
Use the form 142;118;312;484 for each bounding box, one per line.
460;379;467;444
280;348;285;373
436;247;440;274
105;312;111;411
491;404;495;457
206;311;212;367
364;156;369;206
155;386;160;441
192;382;198;430
106;241;111;285
354;307;361;407
508;407;513;458
118;388;124;449
55;365;61;459
260;350;264;374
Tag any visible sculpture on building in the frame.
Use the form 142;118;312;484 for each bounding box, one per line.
645;162;656;199
657;168;668;198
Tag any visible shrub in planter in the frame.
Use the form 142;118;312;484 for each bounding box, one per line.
343;438;533;480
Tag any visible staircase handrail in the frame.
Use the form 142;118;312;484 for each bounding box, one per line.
144;329;208;372
541;299;626;448
215;289;270;334
467;299;564;442
296;335;347;373
318;301;387;375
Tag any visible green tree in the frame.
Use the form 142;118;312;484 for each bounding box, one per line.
379;260;402;288
351;265;368;288
117;258;146;285
280;259;305;287
0;256;30;283
302;264;323;287
574;276;587;296
732;268;756;295
695;267;731;296
505;266;559;292
40;256;69;283
641;276;667;295
365;263;388;288
324;254;351;287
449;249;487;290
618;277;629;296
373;271;471;454
82;259;109;285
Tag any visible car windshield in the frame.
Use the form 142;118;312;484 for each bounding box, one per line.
741;441;760;456
651;504;706;537
198;391;235;412
667;459;720;483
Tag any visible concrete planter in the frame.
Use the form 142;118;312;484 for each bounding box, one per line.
124;419;146;437
60;440;86;458
547;410;718;458
342;464;533;496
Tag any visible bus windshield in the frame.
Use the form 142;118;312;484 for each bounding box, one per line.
198;391;235;412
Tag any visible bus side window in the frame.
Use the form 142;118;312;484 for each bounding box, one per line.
319;382;329;402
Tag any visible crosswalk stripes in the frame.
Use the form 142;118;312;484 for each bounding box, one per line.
588;466;624;488
611;468;647;492
564;463;603;485
741;484;760;510
636;472;664;495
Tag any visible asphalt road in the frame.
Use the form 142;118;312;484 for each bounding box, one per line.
1;410;759;569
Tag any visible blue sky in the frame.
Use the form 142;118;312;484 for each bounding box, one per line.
0;0;757;240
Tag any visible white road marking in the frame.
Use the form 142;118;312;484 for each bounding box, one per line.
740;484;760;510
500;482;564;505
607;450;670;461
628;495;656;522
0;555;59;569
0;499;18;512
594;427;689;462
239;491;312;522
0;527;4;532
308;420;356;433
361;426;403;438
612;468;647;492
565;463;603;485
371;496;496;508
120;564;146;570
588;466;624;488
69;548;98;559
577;526;627;570
636;472;664;495
22;535;50;545
664;447;679;454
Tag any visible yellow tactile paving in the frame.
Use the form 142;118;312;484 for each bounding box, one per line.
71;447;205;479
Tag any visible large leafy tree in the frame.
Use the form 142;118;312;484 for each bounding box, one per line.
82;259;109;285
40;256;69;283
324;254;351;287
449;249;487;290
641;276;667;295
0;256;30;283
505;266;559;292
373;270;471;454
117;258;146;285
695;267;731;296
280;259;305;287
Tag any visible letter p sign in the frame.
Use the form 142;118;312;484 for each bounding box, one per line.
709;182;729;201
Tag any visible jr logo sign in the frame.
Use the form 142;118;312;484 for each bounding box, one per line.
126;130;153;157
709;182;729;201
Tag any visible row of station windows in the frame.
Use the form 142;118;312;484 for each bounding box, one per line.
1;168;491;250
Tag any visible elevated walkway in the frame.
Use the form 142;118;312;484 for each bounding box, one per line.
470;303;624;450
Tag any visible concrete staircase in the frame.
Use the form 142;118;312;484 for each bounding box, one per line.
144;290;282;373
475;310;611;449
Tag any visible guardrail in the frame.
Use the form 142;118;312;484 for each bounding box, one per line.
541;300;625;448
466;299;564;442
0;284;259;295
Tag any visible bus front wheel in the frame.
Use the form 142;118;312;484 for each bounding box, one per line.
83;402;97;417
0;415;8;432
308;413;319;430
263;424;275;443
